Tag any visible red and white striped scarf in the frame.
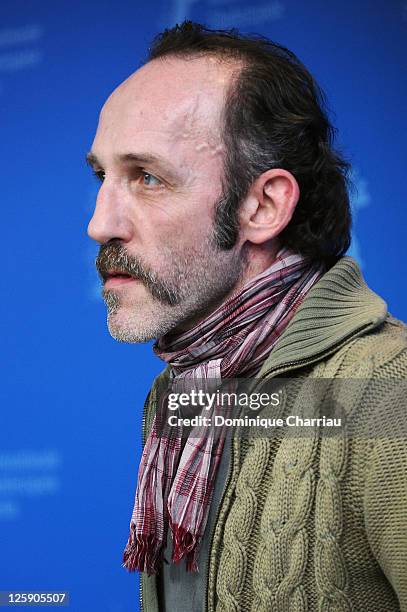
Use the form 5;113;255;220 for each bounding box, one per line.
123;248;324;575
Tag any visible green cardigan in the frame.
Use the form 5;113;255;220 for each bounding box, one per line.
140;257;407;611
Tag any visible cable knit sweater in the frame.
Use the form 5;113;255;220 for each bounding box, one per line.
139;257;407;612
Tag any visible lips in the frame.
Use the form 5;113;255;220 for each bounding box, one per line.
106;272;132;280
102;269;140;287
102;268;131;280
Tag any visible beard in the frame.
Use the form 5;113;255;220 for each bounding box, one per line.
95;228;245;343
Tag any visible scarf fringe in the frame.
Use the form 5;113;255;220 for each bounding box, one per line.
122;529;163;576
170;522;200;573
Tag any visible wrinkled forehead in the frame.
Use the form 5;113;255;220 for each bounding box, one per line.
95;56;234;155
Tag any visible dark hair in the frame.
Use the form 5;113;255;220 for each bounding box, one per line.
148;21;352;266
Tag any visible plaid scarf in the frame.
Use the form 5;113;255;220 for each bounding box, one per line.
123;248;324;575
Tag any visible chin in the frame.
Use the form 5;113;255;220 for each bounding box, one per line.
106;299;198;343
106;305;177;343
106;312;153;343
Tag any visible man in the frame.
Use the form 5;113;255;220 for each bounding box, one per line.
87;21;407;612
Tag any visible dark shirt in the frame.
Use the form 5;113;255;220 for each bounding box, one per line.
158;434;231;611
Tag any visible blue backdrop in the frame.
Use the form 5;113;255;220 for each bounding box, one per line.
1;1;406;610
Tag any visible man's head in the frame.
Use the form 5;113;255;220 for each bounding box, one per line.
87;21;351;343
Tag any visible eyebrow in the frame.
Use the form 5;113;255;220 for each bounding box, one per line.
85;151;181;181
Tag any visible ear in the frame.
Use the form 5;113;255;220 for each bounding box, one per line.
238;169;300;245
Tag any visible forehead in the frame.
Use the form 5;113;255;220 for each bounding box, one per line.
94;56;235;158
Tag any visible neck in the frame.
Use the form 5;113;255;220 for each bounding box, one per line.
169;240;281;333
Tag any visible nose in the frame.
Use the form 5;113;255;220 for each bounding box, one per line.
87;179;132;245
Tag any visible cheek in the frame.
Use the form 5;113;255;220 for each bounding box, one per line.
158;207;214;244
178;190;219;236
168;216;214;253
136;182;220;251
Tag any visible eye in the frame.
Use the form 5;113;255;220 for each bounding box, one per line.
92;169;105;183
141;171;162;187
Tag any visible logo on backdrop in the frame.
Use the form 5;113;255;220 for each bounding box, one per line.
0;24;43;95
0;450;61;522
347;168;371;268
160;0;285;29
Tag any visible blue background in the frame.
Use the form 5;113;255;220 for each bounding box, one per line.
1;1;406;610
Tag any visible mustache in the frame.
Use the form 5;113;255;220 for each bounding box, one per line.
96;241;152;284
95;241;179;306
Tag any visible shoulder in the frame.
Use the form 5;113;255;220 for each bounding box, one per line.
323;314;407;377
309;315;407;436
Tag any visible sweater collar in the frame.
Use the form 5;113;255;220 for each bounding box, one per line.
256;256;388;377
